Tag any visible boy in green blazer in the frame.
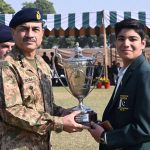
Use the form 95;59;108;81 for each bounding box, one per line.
89;18;150;150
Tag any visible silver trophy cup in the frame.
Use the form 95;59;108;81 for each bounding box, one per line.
54;43;100;126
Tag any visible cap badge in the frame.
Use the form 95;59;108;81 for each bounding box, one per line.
36;11;41;20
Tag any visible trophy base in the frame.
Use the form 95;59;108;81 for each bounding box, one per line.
72;105;97;126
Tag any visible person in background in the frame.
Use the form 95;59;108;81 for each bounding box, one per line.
94;62;103;79
0;8;87;150
89;18;150;149
0;24;14;59
110;60;118;85
42;51;50;65
49;51;54;69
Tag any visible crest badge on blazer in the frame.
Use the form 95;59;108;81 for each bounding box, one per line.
118;95;129;111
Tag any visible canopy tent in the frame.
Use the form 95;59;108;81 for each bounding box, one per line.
38;10;150;36
104;11;150;28
1;10;150;36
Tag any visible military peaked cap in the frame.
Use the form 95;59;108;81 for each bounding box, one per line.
0;24;13;43
9;8;43;28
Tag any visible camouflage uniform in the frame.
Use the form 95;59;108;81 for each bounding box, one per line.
0;48;64;150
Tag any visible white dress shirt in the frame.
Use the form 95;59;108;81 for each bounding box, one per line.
114;66;129;98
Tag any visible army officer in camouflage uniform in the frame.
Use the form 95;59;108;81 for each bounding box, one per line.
0;8;87;150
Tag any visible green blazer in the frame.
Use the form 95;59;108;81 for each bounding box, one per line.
101;54;150;150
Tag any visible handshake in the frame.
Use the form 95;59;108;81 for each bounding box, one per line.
59;108;113;133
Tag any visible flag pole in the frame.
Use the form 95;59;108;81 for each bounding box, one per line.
102;10;108;79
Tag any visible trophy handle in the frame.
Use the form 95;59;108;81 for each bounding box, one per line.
52;48;73;95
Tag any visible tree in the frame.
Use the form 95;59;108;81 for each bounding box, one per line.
22;0;56;14
0;0;15;14
22;2;36;9
65;37;76;48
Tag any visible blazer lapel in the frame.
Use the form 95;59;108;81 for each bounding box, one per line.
109;54;145;109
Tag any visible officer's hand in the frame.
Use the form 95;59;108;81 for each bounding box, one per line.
62;111;89;133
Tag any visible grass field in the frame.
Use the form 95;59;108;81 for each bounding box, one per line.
51;86;114;150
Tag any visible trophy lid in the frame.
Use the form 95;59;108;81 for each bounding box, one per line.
66;42;95;62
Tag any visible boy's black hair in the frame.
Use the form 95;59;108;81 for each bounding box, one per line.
115;18;146;40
